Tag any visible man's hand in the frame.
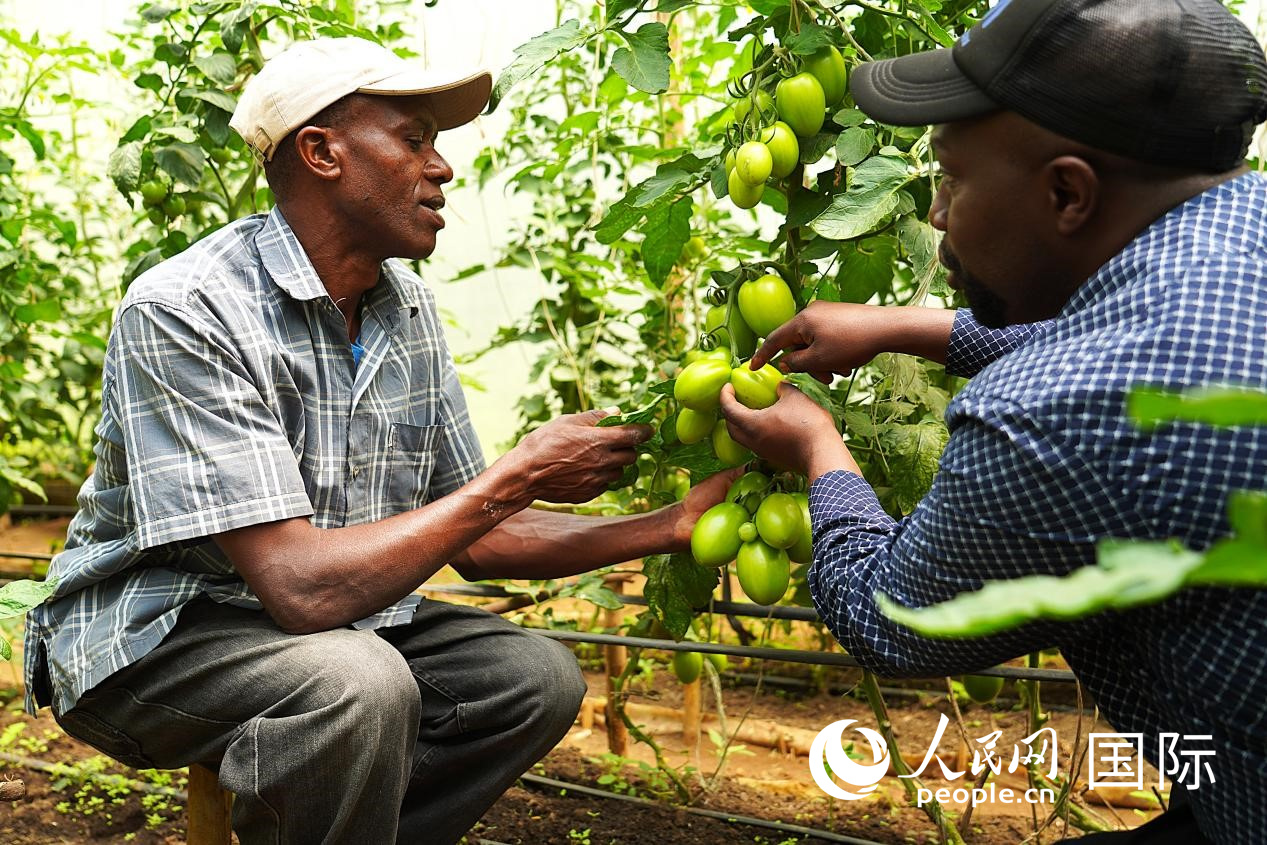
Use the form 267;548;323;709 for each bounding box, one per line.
506;409;652;504
718;383;856;480
751;302;956;379
665;467;743;550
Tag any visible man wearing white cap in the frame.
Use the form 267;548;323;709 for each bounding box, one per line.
24;37;731;844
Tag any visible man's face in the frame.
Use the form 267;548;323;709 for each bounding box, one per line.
330;94;452;261
929;113;1076;328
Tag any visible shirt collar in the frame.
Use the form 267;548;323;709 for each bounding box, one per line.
255;207;425;321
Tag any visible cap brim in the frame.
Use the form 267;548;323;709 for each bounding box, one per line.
358;69;493;130
851;48;1000;126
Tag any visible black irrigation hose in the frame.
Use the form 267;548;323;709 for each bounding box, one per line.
517;772;886;845
528;628;1077;684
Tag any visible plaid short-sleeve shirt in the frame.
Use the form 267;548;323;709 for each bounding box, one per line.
25;208;486;715
808;172;1267;841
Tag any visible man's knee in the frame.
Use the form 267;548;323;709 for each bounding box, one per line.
285;629;420;735
517;635;587;733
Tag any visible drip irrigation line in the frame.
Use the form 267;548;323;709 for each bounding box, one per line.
518;771;885;845
528;627;1078;683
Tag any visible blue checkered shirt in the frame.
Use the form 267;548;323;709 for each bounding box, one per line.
25;208;485;716
808;172;1267;841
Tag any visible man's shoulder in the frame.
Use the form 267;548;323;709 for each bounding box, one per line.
122;214;271;312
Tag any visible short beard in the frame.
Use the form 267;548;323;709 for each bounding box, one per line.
941;243;1009;328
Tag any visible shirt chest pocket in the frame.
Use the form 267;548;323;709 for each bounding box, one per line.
384;422;445;513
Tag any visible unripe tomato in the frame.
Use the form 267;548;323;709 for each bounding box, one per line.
683;345;731;366
682;235;708;262
712;419;752;467
675;358;732;412
673;651;703;684
209;147;233;165
733;88;774;124
804;45;847;106
729;362;785;410
788;492;814;563
724;148;736;173
691;501;749;567
146;207;166;226
726;471;770;513
736;540;791;605
140;179;168;208
755;492;805;549
676;407;716;445
758;121;799;179
737;274;797;338
738;521;758;543
776;72;826;137
707;652;729;673
735;141;773;187
963;674;1005;703
162;194;186;218
728;167;764;210
705;304;757;359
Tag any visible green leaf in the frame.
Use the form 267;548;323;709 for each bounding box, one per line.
1128;387;1267;429
13;120;45;160
120;115;152;144
594;152;710;244
612;23;671;94
835;127;875;167
597;395;666;427
879;419;948;514
643;553;719;640
836;235;898;303
489;20;591;113
140;4;177;22
182;87;237;114
1227;490;1267;547
108;141;144;194
787;372;842;427
641;197;693;287
14;299;61;324
809;155;911;240
606;0;642;21
749;0;790;12
0;577;58;621
194;52;237;85
666;440;730;483
832;108;868;128
155;142;206;187
785;23;836;55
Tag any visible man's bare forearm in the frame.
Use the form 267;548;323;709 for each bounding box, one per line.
887;306;956;365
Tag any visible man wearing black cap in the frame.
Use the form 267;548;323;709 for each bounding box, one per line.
24;36;732;844
719;0;1267;841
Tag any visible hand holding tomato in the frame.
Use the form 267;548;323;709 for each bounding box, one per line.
671;467;745;552
717;382;854;479
507;410;653;504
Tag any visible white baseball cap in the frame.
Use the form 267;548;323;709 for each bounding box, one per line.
230;36;492;161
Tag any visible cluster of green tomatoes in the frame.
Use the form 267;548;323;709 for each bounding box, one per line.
724;42;848;209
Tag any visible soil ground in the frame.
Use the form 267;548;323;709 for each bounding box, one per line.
0;517;1159;844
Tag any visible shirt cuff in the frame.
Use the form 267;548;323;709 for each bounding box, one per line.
808;470;894;536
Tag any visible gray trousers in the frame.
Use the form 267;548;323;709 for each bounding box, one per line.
54;597;587;844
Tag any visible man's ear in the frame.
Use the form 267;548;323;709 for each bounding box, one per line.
1045;155;1099;236
295;126;341;182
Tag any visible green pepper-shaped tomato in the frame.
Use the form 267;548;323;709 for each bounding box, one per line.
676;407;716;445
787;492;814;563
735;140;773;186
775;72;826;137
728;166;764;210
737;274;797;338
726;471;771;513
690;501;749;567
730;362;785;410
712;419;752;467
804;45;847;106
754;492;805;549
705;304;757;359
675;358;732;412
736;540;791;605
758;121;800;179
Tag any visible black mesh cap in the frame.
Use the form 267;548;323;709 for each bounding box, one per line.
851;0;1267;172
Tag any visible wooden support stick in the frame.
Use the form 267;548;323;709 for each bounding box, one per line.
604;581;629;757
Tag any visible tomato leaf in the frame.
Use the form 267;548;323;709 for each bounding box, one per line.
0;577;58;621
613;22;671;94
784;23;836;55
641;197;693;288
154;142;206;187
1128;387;1267;429
193;52;237;85
809;154;911;240
108;142;144;194
594;152;711;244
597;395;666;427
879;419;948;514
666;440;730;483
835;127;876;167
643;553;720;640
489;20;591;113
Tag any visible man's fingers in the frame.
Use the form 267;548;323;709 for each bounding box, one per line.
750;320;802;370
601;423;653;446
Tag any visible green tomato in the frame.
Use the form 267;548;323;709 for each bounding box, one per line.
733;88;774;125
728;167;764;210
726;471;771;511
712;419;752;467
758;121;800;179
139;179;168;208
755;492;805;550
962;674;1005;704
146;207;166;226
734;140;772;187
737;274;798;338
788;492;814;563
161;194;186;218
674;358;732;412
738;521;758;543
736;539;791;605
724;148;736;173
804;45;847;106
682;235;708;262
729;362;785;410
705;304;757;359
209;147;233;165
690;501;749;567
673;651;704;684
776;72;826;137
676;407;716;445
707;652;730;673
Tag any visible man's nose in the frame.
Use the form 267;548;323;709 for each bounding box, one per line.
425;153;453;185
929;183;948;231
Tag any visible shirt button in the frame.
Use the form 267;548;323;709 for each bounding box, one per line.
351;466;360;479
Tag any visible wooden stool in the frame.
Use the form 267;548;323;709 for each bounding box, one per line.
187;763;233;845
